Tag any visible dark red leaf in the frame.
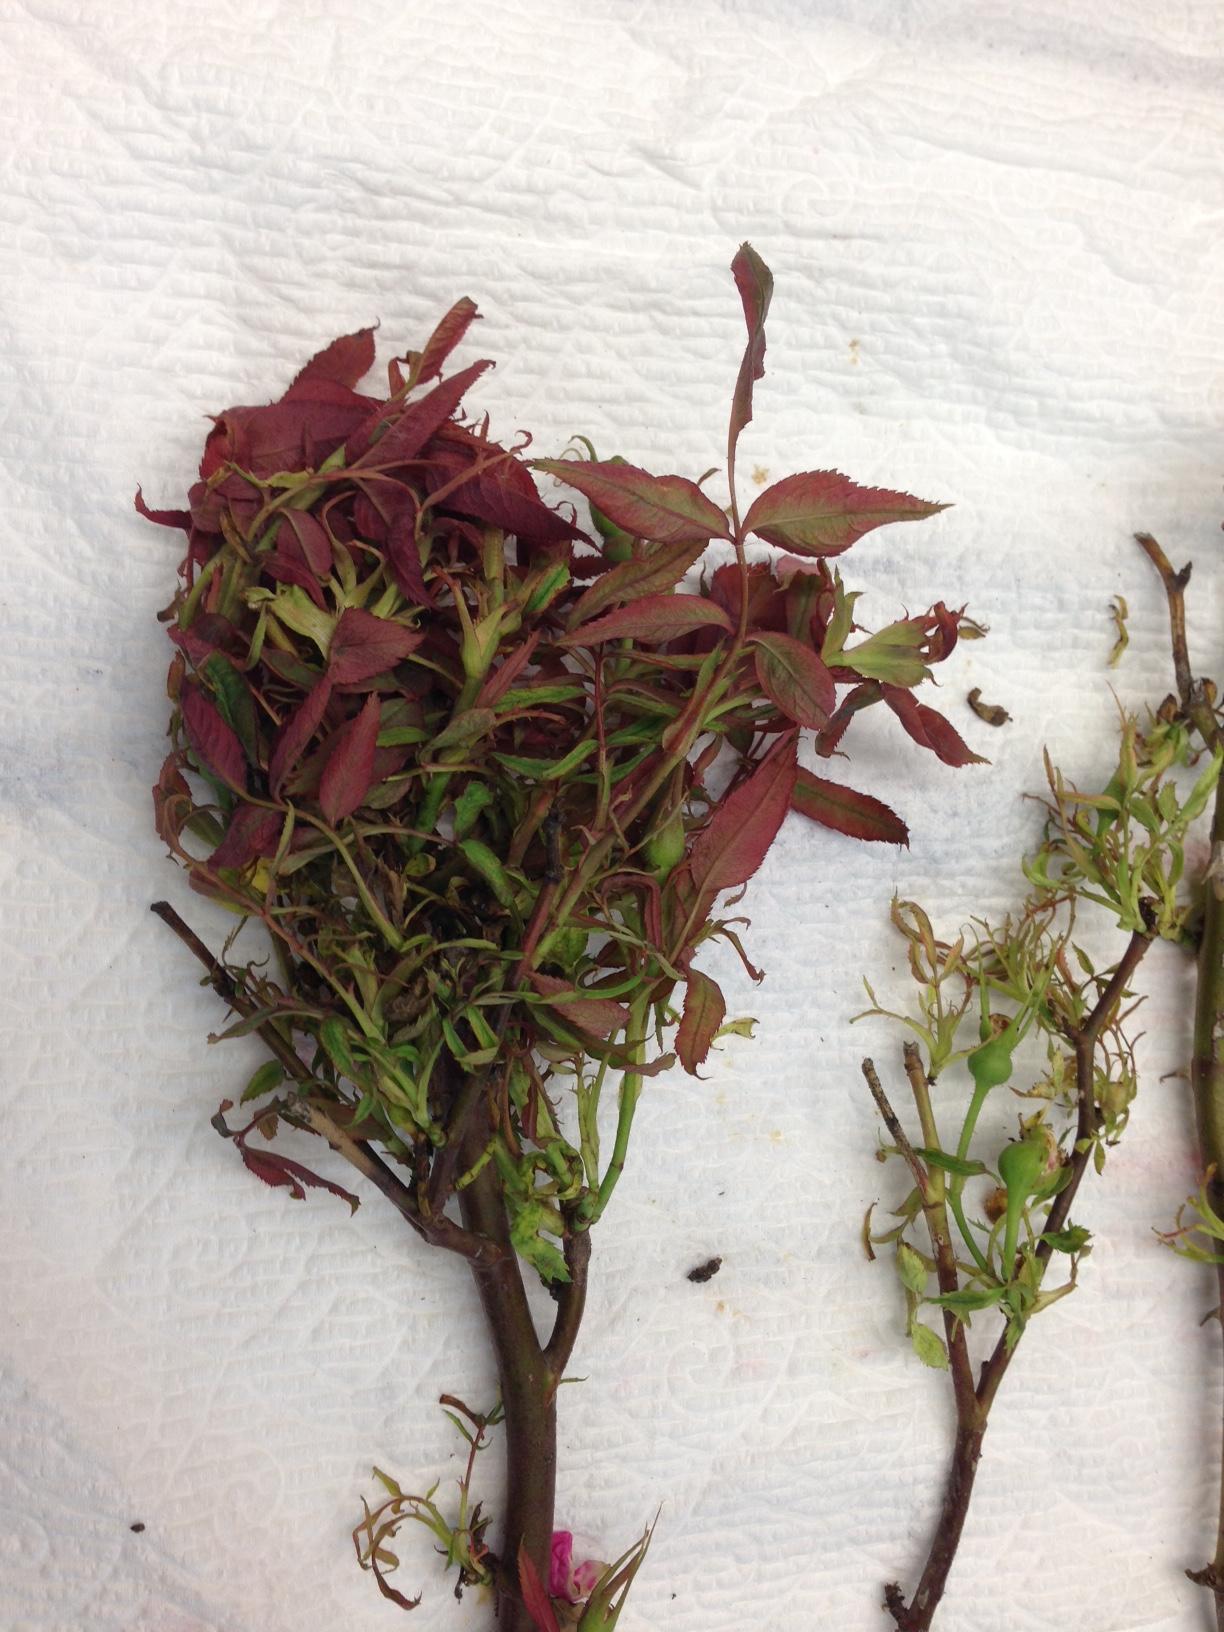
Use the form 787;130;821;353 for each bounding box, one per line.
686;732;798;896
676;967;727;1075
385;500;434;604
416;297;480;384
517;1545;561;1632
566;539;711;630
319;696;381;824
791;769;909;845
729;242;773;464
743;471;949;557
535;459;731;546
203;397;373;480
750;631;834;726
269;679;334;797
351;360;492;467
262;549;327;607
328;608;424;685
559;594;731;647
134;487;190;531
530;973;629;1039
813;681;880;758
439;463;582;547
210;805;284;870
277;511;333;576
180;684;248;790
238;1145;360;1212
283;327;377;399
476;632;542;708
882;685;986;767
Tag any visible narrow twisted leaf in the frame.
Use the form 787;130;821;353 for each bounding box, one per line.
729;242;773;465
883;685;986;767
530;974;629;1038
269;679;334;796
415;297;480;384
743;470;948;557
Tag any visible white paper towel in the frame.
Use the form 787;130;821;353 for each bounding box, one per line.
3;3;1223;1629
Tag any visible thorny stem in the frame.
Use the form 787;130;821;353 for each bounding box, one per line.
877;930;1151;1631
1138;532;1224;1623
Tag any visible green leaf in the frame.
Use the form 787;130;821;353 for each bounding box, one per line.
430;707;497;754
201;653;260;764
453;782;494;838
896;1241;928;1295
270;584;337;657
835;620;931;686
458;839;518;908
928;1286;1005;1316
240;1059;285;1103
509;1199;571;1283
915;1148;989;1178
320;1017;358;1077
910;1322;950;1370
1041;1225;1092;1254
492;741;597;781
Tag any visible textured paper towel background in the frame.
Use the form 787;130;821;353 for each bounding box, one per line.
3;2;1224;1629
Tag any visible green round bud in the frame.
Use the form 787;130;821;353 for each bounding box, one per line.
644;813;686;880
997;1136;1049;1200
968;1036;1015;1092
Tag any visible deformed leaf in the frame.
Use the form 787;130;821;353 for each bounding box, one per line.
791;769;909;846
536;458;731;546
729;242;773;464
284;326;377;398
676;967;727;1075
238;1144;360;1213
518;1544;562;1632
415;297;480;384
743;471;948;557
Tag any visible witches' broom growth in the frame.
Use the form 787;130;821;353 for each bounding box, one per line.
860;531;1222;1632
144;246;975;1630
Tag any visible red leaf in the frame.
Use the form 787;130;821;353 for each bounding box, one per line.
328;608;424;684
203;397;372;480
439;461;582;547
530;974;629;1039
262;549;327;607
476;632;542;708
882;685;986;767
269;679;334;797
743;471;948;557
416;297;480;384
277;511;333;576
238;1145;360;1213
535;459;731;546
352;360;492;466
385;500;434;604
319;696;381;824
517;1545;561;1632
210;805;284;870
676;967;727;1075
559;594;731;647
180;684;247;790
283;327;377;399
686;733;798;896
791;769;909;845
750;631;834;727
729;242;773;464
566;539;711;630
133;486;190;531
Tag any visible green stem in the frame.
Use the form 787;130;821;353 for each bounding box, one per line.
947;1080;994;1277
